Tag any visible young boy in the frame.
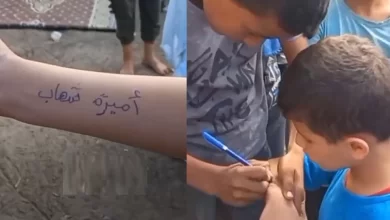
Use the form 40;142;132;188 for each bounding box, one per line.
264;34;390;220
282;0;390;218
186;0;330;219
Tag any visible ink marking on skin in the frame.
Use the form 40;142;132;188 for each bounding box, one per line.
92;90;142;116
38;83;82;104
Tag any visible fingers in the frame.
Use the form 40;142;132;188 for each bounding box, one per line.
279;168;295;200
293;170;306;215
231;177;270;195
249;159;269;167
231;185;268;201
228;180;270;206
293;186;306;216
234;165;272;182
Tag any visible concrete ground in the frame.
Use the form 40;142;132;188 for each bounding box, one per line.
0;28;185;220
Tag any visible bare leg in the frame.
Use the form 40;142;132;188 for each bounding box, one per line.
139;0;173;76
120;43;135;75
110;0;136;74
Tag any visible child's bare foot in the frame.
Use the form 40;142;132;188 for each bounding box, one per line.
120;60;134;75
120;43;135;74
142;56;173;76
143;42;173;76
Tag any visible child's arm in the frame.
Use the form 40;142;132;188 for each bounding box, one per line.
276;153;336;191
261;158;306;220
260;183;307;220
0;41;186;159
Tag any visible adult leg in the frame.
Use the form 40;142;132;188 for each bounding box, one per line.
110;0;136;74
139;0;173;75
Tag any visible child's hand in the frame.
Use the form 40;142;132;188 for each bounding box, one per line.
277;146;305;215
214;160;273;207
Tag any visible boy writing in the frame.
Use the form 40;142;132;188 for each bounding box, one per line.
186;0;330;219
263;35;390;220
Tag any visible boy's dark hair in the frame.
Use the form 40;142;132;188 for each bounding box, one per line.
278;35;390;143
236;0;330;38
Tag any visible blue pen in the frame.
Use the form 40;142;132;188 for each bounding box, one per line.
202;131;252;166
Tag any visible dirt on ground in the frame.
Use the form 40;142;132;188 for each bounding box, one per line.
0;29;185;220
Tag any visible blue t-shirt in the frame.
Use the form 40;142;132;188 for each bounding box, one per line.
304;155;390;219
309;0;390;57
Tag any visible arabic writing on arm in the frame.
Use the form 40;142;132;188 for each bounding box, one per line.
92;90;142;116
38;84;81;103
38;84;142;116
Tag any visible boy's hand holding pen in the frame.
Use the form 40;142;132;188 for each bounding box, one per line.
203;132;275;207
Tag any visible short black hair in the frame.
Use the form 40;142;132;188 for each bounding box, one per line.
236;0;330;38
278;35;390;142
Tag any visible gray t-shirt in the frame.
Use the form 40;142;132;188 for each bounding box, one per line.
187;1;272;165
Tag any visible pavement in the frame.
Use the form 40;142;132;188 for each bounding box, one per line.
0;26;185;220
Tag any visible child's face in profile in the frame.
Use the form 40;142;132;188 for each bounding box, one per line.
202;0;297;46
293;121;370;171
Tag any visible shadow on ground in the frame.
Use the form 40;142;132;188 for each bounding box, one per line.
0;29;185;220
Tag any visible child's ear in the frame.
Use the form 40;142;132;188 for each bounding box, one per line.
345;137;369;160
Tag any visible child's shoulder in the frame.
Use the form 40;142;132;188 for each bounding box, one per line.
323;169;390;219
303;166;390;219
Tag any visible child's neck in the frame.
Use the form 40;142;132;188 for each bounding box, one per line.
347;144;390;195
346;0;390;21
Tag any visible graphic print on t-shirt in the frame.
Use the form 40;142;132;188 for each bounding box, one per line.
187;43;256;136
263;55;282;108
186;0;274;164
